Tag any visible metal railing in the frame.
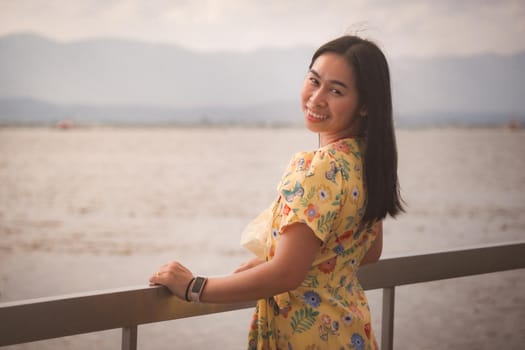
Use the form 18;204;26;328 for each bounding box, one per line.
1;241;524;349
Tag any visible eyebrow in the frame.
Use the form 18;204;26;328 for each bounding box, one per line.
309;69;349;89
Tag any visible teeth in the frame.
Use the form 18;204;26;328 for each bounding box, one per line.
308;109;328;120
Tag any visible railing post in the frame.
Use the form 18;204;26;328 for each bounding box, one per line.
381;287;395;350
122;326;138;350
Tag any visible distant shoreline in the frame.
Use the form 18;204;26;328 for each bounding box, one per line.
0;123;523;131
0;123;525;133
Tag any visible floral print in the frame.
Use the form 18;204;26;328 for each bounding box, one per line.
351;187;360;202
247;138;379;350
303;291;322;308
317;256;337;274
350;333;365;350
304;204;321;222
342;313;353;326
317;185;331;202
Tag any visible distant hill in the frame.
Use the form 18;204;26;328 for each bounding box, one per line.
0;97;302;126
0;32;524;127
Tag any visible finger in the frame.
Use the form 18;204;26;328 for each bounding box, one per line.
233;264;249;274
149;275;160;285
149;270;167;284
150;275;170;289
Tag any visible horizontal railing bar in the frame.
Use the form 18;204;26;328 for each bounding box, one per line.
357;241;525;290
0;241;524;346
0;285;254;346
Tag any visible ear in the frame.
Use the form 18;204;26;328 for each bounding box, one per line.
359;105;368;117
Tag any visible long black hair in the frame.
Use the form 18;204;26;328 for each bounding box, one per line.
309;35;404;224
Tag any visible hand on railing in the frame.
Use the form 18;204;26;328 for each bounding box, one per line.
233;257;265;273
149;261;194;300
361;221;383;266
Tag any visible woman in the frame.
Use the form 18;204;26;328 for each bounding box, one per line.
149;35;403;350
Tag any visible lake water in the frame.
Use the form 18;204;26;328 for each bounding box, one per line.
0;127;524;349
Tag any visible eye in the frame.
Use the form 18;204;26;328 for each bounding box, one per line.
330;88;342;95
308;77;319;86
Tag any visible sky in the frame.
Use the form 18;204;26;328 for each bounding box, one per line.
0;0;524;57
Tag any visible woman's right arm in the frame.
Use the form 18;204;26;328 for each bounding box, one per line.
149;222;322;303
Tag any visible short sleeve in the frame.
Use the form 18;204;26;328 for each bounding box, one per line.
278;149;344;242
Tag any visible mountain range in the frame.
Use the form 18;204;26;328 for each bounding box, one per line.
1;33;524;127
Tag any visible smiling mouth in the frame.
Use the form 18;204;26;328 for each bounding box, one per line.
307;108;328;121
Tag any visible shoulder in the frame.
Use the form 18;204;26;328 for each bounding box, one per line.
289;138;362;167
276;139;364;241
322;138;365;181
322;138;365;165
280;138;364;193
285;139;363;176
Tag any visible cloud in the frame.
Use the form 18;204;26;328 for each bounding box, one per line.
377;0;525;56
0;0;523;56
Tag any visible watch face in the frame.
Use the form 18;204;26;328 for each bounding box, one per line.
192;277;206;293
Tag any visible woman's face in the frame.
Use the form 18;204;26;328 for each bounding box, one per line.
300;53;365;144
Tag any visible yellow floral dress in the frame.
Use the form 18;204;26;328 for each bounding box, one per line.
247;138;379;350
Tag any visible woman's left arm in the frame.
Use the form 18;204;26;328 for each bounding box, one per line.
233;257;266;273
360;221;383;265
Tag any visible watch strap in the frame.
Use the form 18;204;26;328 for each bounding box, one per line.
190;276;208;302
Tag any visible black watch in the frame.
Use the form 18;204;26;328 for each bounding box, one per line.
190;277;208;302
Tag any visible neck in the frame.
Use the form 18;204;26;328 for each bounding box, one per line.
318;127;366;147
318;117;366;147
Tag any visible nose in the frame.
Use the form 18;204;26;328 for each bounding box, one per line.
308;88;326;108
